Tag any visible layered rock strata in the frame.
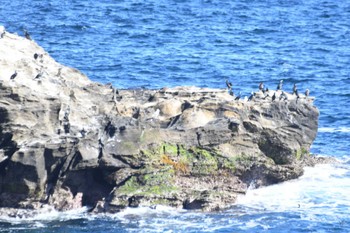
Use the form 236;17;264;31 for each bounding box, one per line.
0;30;321;213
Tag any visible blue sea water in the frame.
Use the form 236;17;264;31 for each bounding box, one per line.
1;0;350;232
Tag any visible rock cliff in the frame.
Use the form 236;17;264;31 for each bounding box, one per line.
0;29;322;213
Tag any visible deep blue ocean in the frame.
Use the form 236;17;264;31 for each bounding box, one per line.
1;0;350;232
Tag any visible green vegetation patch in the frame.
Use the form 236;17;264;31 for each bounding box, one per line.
295;147;310;160
117;168;178;196
140;143;257;176
221;157;237;172
188;147;219;175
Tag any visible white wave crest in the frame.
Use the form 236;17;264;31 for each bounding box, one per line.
318;127;350;133
0;205;91;225
235;163;350;220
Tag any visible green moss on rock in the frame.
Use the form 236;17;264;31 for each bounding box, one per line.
117;168;178;196
295;147;310;160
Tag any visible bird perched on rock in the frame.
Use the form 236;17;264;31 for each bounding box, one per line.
235;92;241;100
10;70;17;80
24;29;31;40
34;71;43;80
226;79;233;90
259;82;264;91
305;89;310;97
263;87;269;95
272;92;276;101
80;129;87;138
262;86;268;94
248;92;255;101
276;80;283;90
263;89;270;99
0;26;5;38
229;89;234;96
280;91;288;101
296;90;300;103
293;84;298;95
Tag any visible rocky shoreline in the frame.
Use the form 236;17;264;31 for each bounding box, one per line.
0;29;334;215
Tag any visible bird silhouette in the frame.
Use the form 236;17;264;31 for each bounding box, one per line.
276;80;283;90
10;71;17;80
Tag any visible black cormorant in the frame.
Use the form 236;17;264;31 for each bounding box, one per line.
34;71;43;80
24;29;31;40
10;71;17;80
293;84;297;95
229;89;234;96
248;92;255;101
280;91;288;101
235;92;241;100
226;79;233;90
259;82;264;91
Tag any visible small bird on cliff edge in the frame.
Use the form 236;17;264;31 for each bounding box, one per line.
10;71;17;80
226;79;233;90
235;91;242;100
276;80;283;90
24;29;31;40
0;26;5;39
293;83;298;95
272;92;276;101
305;89;310;97
229;89;234;96
259;82;264;91
248;92;255;101
279;91;288;101
34;71;43;80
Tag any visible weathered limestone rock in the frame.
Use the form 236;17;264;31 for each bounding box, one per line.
0;29;327;214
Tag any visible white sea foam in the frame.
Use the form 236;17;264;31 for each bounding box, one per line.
318;127;350;133
111;205;185;221
32;206;91;221
0;205;91;226
104;205;238;232
235;162;350;222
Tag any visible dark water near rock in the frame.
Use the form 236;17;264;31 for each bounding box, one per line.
1;0;350;232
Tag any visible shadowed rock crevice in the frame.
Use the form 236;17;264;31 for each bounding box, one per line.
258;131;294;165
0;132;17;159
0;108;18;161
65;169;114;207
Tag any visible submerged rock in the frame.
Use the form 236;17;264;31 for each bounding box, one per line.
0;29;329;213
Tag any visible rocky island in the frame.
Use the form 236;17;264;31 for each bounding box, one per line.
0;29;327;215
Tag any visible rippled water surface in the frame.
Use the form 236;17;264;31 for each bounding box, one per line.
1;0;350;232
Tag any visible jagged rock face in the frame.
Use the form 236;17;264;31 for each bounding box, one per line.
0;30;320;212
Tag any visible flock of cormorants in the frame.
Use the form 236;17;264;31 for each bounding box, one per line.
226;79;310;102
2;26;312;104
3;29;46;82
